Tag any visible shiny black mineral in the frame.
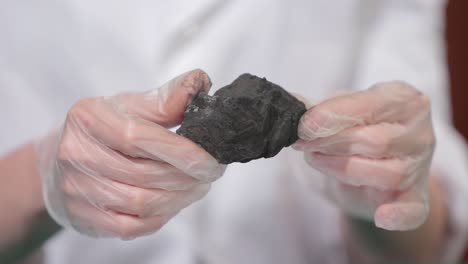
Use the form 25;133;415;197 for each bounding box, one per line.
176;73;306;164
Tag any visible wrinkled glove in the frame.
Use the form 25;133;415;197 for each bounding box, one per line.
36;69;226;239
293;81;435;231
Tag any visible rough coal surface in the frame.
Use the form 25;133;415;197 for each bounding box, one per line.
176;73;306;164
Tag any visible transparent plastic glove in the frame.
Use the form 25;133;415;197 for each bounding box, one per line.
293;81;435;231
36;69;226;239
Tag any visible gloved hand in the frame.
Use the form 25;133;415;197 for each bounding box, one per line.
36;69;226;239
293;81;435;231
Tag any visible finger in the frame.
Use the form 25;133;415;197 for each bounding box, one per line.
96;156;200;191
305;153;414;190
128;120;226;181
374;185;429;231
61;169;210;217
103;183;211;217
109;69;212;128
64;104;225;181
67;200;174;240
58;129;199;190
298;81;429;140
294;122;429;158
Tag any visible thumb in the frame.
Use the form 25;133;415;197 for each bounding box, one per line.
111;69;212;128
374;185;429;231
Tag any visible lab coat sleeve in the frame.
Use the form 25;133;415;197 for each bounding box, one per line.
350;0;468;261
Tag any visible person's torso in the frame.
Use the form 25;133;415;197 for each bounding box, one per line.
0;1;373;263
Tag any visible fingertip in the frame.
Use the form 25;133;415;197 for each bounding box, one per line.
179;69;212;97
171;139;226;182
297;106;351;141
147;69;213;127
297;114;318;141
182;69;212;102
188;159;227;182
291;144;303;151
191;68;212;93
374;202;428;231
291;139;308;150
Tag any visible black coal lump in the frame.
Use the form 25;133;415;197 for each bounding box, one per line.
176;73;307;164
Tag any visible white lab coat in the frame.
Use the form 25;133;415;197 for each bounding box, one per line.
1;0;467;263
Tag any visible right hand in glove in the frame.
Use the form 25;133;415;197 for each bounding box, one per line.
36;69;226;239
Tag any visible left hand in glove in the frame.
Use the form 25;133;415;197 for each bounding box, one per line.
293;81;435;231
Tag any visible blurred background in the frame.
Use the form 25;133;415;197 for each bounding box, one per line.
447;1;468;260
446;0;468;140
